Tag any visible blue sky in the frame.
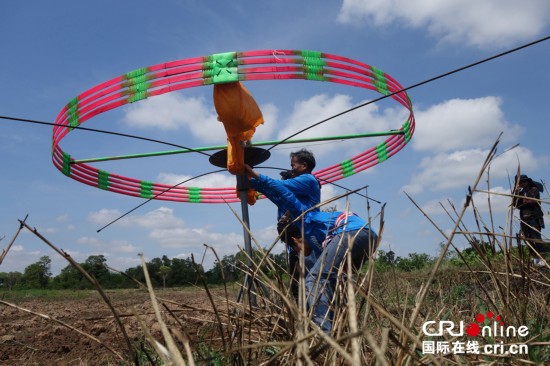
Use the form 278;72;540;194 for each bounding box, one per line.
1;1;549;275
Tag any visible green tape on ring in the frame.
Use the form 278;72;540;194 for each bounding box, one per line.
376;142;389;162
140;181;154;199
62;152;72;176
341;159;355;178
98;170;110;190
188;187;201;203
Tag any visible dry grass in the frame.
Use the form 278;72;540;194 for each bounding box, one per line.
2;136;549;365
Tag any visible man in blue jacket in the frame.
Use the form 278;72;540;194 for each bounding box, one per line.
246;164;378;334
274;148;321;219
255;149;321;300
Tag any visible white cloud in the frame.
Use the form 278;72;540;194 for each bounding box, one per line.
77;236;102;246
123;94;280;145
10;245;24;252
318;184;363;213
254;103;278;141
413;97;522;152
419;198;448;216
86;205;253;268
276;93;405;158
402;146;540;194
149;226;243;249
56;214;70;222
110;241;140;254
88;208;130;227
76;236;140;254
106;256;142;271
158;172;235;187
470;186;514;215
252;225;280;248
87;207;184;229
56;250;85;267
320;184;339;205
123;93;226;142
338;0;550;48
130;207;184;229
419;189;511;220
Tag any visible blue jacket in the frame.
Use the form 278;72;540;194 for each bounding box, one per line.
250;173;320;219
250;174;371;256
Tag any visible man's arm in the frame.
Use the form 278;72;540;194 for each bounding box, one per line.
280;174;317;193
245;165;306;216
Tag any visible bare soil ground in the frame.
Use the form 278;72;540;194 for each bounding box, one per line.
0;288;224;365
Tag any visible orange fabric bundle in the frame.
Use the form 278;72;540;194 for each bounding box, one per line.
213;82;264;205
213;82;264;174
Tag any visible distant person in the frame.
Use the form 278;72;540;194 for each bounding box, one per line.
245;164;378;334
513;174;546;265
252;149;321;300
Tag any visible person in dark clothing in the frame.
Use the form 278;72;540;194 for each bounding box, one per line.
513;174;546;264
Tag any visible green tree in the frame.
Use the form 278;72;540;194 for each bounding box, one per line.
396;252;433;272
82;255;110;286
145;257;163;287
205;254;239;284
161;255;171;267
169;257;201;286
374;250;397;272
21;256;52;289
0;271;22;290
158;265;171;289
268;251;288;277
52;255;134;290
204;248;283;284
52;264;86;289
125;264;145;284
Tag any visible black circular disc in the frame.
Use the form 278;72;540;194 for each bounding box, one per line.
209;146;271;168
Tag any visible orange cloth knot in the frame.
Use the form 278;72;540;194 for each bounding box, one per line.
213;82;264;175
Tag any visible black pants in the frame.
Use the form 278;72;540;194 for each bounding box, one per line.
521;215;547;254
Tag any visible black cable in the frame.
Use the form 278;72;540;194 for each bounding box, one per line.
96;169;227;232
0;115;213;158
267;35;550;152
3;36;548;159
3;36;548;232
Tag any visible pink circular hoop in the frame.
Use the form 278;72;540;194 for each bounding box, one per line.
52;50;415;203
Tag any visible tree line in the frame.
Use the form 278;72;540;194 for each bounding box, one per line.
1;245;498;290
0;250;288;291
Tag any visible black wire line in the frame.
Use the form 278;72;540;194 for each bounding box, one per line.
2;36;548;159
259;165;381;204
99;165;380;233
2;36;548;232
96;169;227;232
266;35;550;152
0;115;213;158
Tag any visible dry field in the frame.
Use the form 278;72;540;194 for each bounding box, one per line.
0;288;223;365
1;143;549;365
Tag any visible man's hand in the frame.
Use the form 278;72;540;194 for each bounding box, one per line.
291;236;312;256
244;164;259;179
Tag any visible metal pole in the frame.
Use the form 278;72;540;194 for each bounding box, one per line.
236;174;256;306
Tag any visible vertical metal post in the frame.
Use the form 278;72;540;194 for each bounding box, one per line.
236;174;256;306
